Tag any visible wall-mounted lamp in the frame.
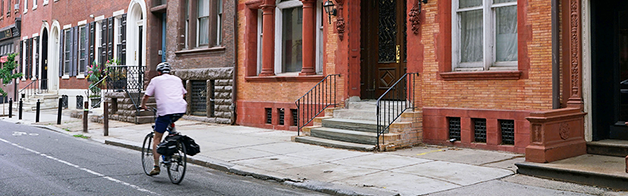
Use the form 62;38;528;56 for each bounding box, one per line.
323;0;336;24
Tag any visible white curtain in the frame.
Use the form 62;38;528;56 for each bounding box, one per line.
197;0;210;46
495;5;517;62
460;10;483;64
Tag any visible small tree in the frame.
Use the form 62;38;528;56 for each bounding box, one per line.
0;53;23;96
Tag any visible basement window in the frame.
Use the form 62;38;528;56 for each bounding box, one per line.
473;118;487;143
500;120;515;145
448;117;461;141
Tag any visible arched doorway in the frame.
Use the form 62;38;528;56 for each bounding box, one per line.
127;1;145;68
49;24;60;91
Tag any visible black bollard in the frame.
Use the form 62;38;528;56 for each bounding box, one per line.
35;99;40;123
8;98;12;118
104;101;109;136
18;98;22;120
83;101;88;133
57;98;62;125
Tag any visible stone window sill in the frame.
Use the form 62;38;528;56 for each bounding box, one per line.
245;74;324;82
175;46;225;56
439;70;522;81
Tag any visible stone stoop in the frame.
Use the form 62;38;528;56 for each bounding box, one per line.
295;101;421;152
14;94;59;111
104;91;155;124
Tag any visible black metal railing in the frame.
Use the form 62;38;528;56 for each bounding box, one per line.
18;79;48;100
106;65;144;93
376;72;418;151
105;65;145;113
295;74;340;136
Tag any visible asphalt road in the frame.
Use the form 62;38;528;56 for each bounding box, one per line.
0;121;328;196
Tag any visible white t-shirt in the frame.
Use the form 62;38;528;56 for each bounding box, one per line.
145;74;188;116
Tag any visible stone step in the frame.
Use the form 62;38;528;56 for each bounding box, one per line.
346;101;413;111
294;136;376;151
587;139;628;157
310;127;378;145
321;118;382;133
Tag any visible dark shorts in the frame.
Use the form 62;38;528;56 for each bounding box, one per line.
154;113;185;134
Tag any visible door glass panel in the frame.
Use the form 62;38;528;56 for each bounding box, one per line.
378;0;396;63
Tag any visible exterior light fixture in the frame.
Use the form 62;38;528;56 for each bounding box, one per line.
323;0;336;24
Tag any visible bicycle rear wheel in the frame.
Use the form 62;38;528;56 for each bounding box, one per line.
167;142;187;184
141;133;154;176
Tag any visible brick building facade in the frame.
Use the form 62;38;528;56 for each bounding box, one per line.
0;0;21;102
235;0;609;163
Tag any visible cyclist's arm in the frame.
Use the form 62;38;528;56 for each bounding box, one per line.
140;95;149;109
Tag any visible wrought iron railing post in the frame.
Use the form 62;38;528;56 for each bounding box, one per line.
376;72;419;151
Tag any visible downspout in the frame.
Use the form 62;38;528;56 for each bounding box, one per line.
231;1;238;125
552;0;560;109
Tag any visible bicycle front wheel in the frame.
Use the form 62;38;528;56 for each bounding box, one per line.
167;141;187;184
141;133;154;176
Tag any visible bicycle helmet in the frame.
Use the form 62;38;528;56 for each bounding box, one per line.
156;62;171;74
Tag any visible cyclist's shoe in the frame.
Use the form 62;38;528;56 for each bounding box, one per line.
148;166;160;176
162;155;171;164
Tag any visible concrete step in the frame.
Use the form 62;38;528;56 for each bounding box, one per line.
310;127;378;145
333;109;376;121
587;139;628;157
321;118;382;133
294;136;376;151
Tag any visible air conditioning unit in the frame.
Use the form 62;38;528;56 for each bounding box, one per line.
14;4;18;10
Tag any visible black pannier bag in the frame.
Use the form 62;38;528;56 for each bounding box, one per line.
157;135;181;156
182;135;200;156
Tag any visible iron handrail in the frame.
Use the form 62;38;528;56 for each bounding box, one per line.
376;72;418;151
86;75;108;108
295;74;340;136
18;79;48;100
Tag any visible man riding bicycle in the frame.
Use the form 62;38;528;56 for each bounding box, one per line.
140;62;187;176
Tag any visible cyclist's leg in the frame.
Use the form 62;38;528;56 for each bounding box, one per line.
153;114;172;165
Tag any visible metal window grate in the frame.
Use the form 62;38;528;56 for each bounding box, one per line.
76;95;84;109
265;108;272;124
190;80;207;116
500;120;515;145
278;109;285;125
61;95;69;109
474;118;487;143
448;117;461;141
291;109;298;126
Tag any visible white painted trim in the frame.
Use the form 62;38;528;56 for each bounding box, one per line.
78;20;87;26
257;10;263;75
582;0;592;142
94;15;105;21
113;9;125;17
274;0;304;74
22;36;29;40
63;24;71;29
43;0;49;6
32;33;39;37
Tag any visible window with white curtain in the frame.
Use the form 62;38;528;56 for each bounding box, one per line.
197;0;209;46
275;0;303;73
452;0;517;71
78;25;87;74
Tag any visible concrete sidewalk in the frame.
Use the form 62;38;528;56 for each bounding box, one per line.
0;107;533;195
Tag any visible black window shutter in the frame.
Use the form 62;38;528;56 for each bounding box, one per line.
107;17;113;61
35;37;39;78
72;27;78;76
59;31;63;77
120;14;126;65
100;21;107;66
88;22;95;68
26;38;31;79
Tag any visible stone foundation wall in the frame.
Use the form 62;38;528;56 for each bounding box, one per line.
174;67;234;124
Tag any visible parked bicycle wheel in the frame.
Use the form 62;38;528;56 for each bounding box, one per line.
167;141;187;184
141;133;154;176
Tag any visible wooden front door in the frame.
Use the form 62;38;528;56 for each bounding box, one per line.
360;0;407;99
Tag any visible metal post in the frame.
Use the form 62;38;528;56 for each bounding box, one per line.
18;98;22;120
57;98;62;125
9;98;12;118
104;101;109;136
35;99;40;122
83;101;88;133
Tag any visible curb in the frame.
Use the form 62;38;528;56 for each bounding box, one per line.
516;162;628;191
104;139;398;196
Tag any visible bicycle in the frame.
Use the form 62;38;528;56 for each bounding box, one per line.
141;108;187;184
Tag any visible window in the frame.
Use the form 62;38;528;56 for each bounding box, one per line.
32;0;36;9
452;0;517;71
275;0;303;73
23;0;26;13
197;0;209;46
257;9;263;74
78;25;87;74
63;29;71;75
183;0;222;49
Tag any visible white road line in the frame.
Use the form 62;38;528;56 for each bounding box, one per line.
0;137;158;195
